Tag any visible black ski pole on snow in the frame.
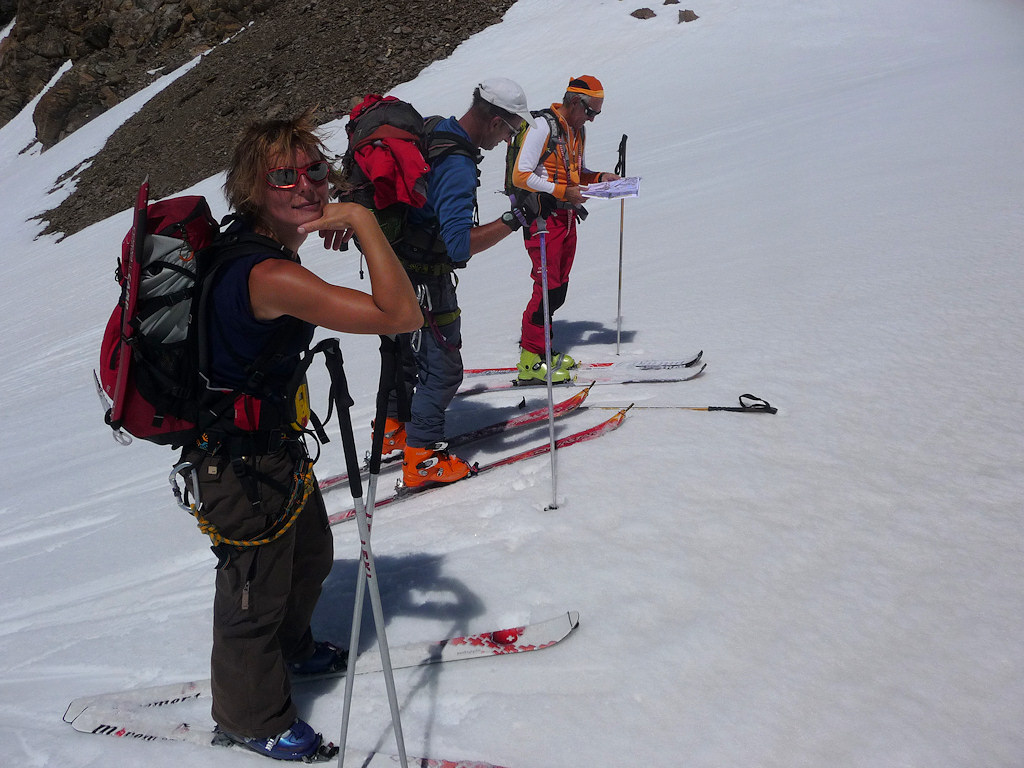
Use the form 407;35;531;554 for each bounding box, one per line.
701;394;778;413
587;394;778;414
614;134;627;355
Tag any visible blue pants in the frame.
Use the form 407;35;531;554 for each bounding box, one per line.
401;316;463;447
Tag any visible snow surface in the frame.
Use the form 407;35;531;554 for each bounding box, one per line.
2;0;1023;766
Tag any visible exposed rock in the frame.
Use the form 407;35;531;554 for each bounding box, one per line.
631;8;656;20
680;9;699;22
1;0;275;141
11;0;515;237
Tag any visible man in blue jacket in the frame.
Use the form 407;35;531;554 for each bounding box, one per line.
389;78;533;488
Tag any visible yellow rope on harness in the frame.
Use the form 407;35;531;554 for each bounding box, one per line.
189;460;317;549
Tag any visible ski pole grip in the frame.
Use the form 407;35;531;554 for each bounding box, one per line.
366;335;400;476
322;343;364;498
708;394;778;414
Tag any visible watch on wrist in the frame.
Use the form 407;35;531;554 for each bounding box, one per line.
501;210;522;231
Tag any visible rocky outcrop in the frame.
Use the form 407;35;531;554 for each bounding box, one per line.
33;0;518;238
0;1;275;147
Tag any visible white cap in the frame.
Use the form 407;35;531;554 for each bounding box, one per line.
478;78;532;124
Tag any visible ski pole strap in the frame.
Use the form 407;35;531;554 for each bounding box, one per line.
286;338;350;440
708;394;777;414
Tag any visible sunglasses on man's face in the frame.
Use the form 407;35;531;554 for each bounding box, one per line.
496;115;520;141
265;160;330;189
582;102;601;118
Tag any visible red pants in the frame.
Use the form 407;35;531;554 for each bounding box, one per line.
520;209;577;354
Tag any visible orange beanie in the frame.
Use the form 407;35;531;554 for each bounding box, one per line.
566;75;604;99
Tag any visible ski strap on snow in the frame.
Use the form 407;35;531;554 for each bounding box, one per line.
708;394;777;414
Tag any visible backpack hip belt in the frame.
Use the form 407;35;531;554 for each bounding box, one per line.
398;255;453;276
195;426;301;458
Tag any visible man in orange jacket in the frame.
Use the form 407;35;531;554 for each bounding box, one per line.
509;75;619;382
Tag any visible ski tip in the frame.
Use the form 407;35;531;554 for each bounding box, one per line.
567;610;581;630
64;696;107;724
568;382;595;403
63;701;82;724
66;705;100;731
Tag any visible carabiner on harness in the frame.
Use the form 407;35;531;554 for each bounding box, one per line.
169;461;202;514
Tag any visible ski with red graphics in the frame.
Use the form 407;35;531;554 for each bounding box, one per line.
64;611;580;722
318;385;593;494
326;406;631;525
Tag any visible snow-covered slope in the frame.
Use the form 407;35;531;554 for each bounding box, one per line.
1;1;1022;766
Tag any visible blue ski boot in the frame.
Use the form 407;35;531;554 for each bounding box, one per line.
214;718;324;761
288;640;348;676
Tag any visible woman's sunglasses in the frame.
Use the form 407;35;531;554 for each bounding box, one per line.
265;160;330;189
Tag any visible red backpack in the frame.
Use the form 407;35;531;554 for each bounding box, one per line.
337;95;479;244
98;180;304;448
98;181;219;446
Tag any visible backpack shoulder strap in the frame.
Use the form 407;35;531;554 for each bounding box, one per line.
423;115;482;167
505;108;561;198
206;217;295;264
535;108;562;160
408;116;482;246
193;223;301;403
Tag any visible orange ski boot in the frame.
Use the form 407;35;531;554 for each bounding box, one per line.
402;442;472;489
372;417;406;455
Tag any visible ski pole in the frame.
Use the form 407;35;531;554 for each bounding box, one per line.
586;394;778;414
329;339;409;768
614;135;627;355
536;216;559;510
